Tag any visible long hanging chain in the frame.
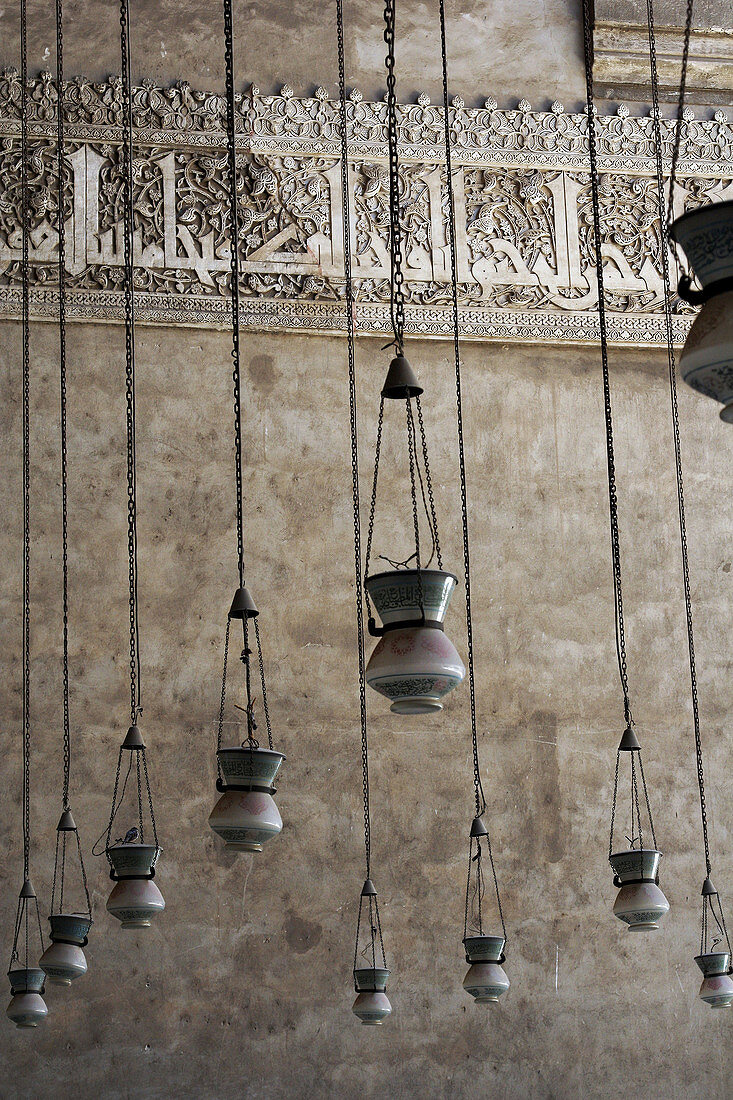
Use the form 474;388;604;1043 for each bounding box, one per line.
119;0;142;725
20;0;31;885
666;0;695;232
223;0;245;589
581;0;633;730
439;0;504;938
337;0;371;878
383;0;405;354
55;0;71;811
646;0;709;876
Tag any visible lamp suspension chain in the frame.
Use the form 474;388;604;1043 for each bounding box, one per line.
20;0;31;886
55;0;71;811
646;0;710;877
666;0;695;232
337;0;372;878
438;0;504;937
223;0;245;590
119;0;142;726
581;0;633;731
383;0;405;354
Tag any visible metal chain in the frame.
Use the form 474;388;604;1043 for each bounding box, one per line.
414;395;442;570
666;0;695;231
54;0;72;813
216;618;232;759
581;0;633;730
119;0;142;725
439;0;505;938
406;397;425;615
609;749;620;858
646;0;707;875
337;0;372;879
20;0;31;884
383;0;405;352
252;618;273;750
363;396;384;616
223;0;245;588
141;749;159;851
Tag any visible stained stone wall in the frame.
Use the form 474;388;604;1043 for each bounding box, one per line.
0;317;732;1099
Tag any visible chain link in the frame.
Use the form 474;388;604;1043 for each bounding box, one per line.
383;0;405;353
223;0;245;588
252;618;273;750
414;395;442;570
667;0;695;232
363;396;384;620
337;0;372;880
646;0;708;875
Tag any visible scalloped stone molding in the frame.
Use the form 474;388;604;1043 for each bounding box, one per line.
0;72;732;345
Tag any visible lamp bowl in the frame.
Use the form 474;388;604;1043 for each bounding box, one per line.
365;626;465;713
695;952;731;977
365;568;458;627
208;788;283;851
217;747;284;788
48;912;92;946
669;200;733;288
354;967;390;993
7;970;47;1029
463;935;505;964
612;881;670;931
677;290;733;418
698;971;733;1009
609;849;661;884
107;842;159;879
106;876;165;928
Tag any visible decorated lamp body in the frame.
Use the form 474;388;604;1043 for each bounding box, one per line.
209;786;283;851
610;850;669;931
6;969;47;1029
696;952;733;1009
352;968;392;1025
670;201;733;419
462;936;509;1004
106;843;164;928
39;913;92;986
365;570;465;714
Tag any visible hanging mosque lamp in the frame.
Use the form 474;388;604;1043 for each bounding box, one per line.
38;0;94;988
7;0;48;1026
98;0;165;931
207;0;285;853
362;0;464;717
582;0;669;934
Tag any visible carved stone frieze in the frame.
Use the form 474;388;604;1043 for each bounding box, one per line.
0;72;732;344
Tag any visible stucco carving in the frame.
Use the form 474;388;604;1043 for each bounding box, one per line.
0;72;732;344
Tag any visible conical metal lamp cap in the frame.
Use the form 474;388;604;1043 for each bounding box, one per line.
702;877;718;897
122;724;146;750
20;878;36;899
361;878;378;897
57;809;77;832
618;725;641;751
470;815;489;837
229;586;259;619
381;355;423;399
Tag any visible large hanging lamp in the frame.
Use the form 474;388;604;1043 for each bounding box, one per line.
665;4;733;420
361;0;465;717
207;0;285;854
38;0;93;988
438;0;509;1005
645;0;732;1007
7;0;48;1028
98;0;164;930
336;0;391;1026
581;0;669;933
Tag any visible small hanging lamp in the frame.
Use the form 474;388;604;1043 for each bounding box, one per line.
100;726;164;928
335;4;392;1025
39;0;93;988
352;880;392;1025
645;0;730;999
581;0;668;935
98;0;164;930
436;0;509;1004
695;880;733;1009
608;727;669;932
361;0;464;716
207;0;285;852
7;5;48;1026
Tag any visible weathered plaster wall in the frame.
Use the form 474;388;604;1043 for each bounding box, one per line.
0;317;732;1098
0;0;586;108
